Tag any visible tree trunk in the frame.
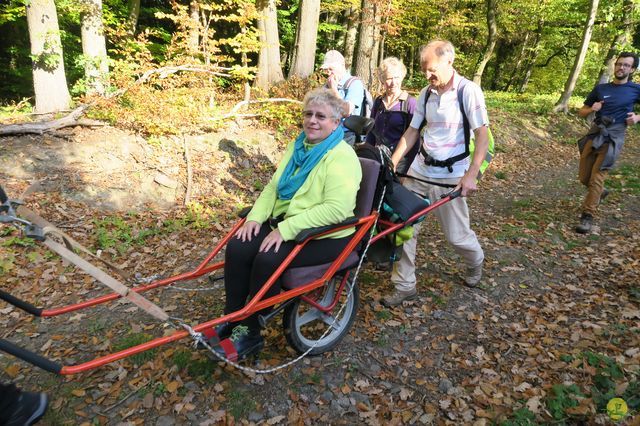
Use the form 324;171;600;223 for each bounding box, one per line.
343;7;358;71
288;0;320;78
407;44;415;80
353;0;376;86
126;0;140;36
26;0;71;113
596;0;635;84
472;0;498;86
254;0;284;91
554;0;600;113
504;32;530;91
80;0;109;95
519;17;545;93
188;1;200;54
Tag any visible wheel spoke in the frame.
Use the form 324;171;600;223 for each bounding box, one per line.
322;313;343;331
297;308;322;326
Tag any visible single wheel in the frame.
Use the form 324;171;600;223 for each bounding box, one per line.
283;273;360;355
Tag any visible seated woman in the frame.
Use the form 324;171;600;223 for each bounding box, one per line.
366;57;417;174
211;88;362;360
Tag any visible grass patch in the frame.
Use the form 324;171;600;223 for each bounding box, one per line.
375;310;392;321
424;290;445;306
227;389;257;419
500;407;539;425
112;332;156;365
494;171;507;180
546;383;584;421
484;91;584;115
608;164;640;195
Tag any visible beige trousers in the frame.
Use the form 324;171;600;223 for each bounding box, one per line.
391;170;484;292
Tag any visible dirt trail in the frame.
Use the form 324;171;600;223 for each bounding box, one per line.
0;114;638;425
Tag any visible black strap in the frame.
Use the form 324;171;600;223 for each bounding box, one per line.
395;172;457;188
418;78;472;170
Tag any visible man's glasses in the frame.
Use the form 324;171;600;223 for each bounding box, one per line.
615;62;633;69
302;111;332;121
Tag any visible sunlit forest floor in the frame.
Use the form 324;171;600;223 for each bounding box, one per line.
0;107;638;425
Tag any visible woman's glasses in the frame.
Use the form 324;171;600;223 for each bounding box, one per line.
302;111;333;121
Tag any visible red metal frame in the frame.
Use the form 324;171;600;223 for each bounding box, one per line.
3;192;456;375
56;213;378;374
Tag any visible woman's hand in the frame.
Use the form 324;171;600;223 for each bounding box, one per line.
235;220;261;242
259;229;284;253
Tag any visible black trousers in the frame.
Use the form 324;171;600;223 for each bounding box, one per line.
224;223;351;330
0;382;20;423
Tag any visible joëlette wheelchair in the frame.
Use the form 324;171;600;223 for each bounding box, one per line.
0;117;459;374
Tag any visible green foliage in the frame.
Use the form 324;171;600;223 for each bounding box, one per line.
227;389;256;419
484;92;584;115
500;407;539;426
608;165;640;195
112;332;156;365
545;383;583;420
0;253;15;275
93;215;161;255
0;235;36;247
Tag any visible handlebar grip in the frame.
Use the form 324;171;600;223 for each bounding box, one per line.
0;339;62;374
0;185;7;204
0;289;43;316
449;189;462;199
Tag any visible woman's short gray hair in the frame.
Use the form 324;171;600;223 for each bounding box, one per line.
377;57;407;82
303;88;344;119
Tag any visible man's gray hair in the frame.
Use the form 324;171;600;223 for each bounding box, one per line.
303;88;345;119
377;57;407;82
421;39;455;63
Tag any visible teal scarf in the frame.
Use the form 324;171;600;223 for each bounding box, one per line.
277;127;344;200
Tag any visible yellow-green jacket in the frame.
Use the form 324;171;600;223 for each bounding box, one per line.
246;139;362;241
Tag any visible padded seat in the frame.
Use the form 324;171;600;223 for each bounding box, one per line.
282;157;380;289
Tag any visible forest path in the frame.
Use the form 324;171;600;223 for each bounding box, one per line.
0;112;638;425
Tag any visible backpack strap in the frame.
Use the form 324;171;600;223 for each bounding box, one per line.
343;76;358;93
418;78;472;172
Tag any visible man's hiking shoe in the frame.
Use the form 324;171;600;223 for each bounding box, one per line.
464;263;483;287
5;391;48;426
382;289;417;307
575;213;593;234
599;188;610;204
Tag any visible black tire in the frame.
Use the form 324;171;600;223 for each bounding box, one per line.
282;274;359;355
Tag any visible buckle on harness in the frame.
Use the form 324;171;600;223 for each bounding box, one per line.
423;154;454;173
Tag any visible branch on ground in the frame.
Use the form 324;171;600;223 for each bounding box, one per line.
0;105;104;136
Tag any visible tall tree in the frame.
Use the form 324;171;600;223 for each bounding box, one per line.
343;6;358;70
26;0;71;113
80;0;109;95
353;0;376;86
472;0;498;86
288;0;320;78
518;16;545;93
597;0;635;84
126;0;140;36
188;0;200;53
255;0;284;90
553;0;600;113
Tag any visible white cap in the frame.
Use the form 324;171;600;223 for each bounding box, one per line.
320;50;345;69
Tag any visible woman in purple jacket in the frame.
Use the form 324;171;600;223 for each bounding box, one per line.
366;57;417;174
